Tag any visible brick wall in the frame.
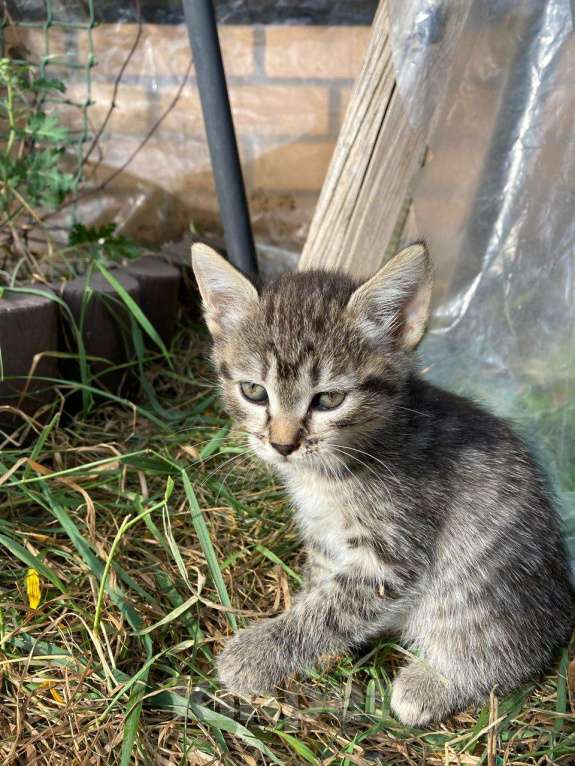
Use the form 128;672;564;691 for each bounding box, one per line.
5;24;370;249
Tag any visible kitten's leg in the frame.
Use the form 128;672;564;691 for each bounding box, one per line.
217;573;390;695
302;546;333;591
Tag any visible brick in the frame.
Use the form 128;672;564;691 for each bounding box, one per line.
64;81;205;139
160;83;330;138
55;80;98;132
2;26;68;62
157;87;205;137
78;24;253;80
3;27;72;84
252;140;335;191
78;134;218;241
94;134;215;195
230;84;330;136
63;81;156;135
46;98;84;133
220;26;255;77
265;26;369;80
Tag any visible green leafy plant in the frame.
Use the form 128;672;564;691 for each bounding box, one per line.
69;223;140;264
0;58;77;273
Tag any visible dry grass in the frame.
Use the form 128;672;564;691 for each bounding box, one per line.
0;317;574;765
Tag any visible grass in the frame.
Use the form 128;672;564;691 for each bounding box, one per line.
0;315;574;765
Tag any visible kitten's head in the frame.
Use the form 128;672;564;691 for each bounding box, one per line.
192;243;432;474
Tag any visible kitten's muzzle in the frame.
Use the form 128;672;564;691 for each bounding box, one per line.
270;440;299;457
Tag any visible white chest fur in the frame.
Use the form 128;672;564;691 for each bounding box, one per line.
283;470;391;580
289;474;350;556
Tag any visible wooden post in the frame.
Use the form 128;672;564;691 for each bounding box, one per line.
298;1;426;281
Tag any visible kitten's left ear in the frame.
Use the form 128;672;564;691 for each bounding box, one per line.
191;243;259;337
347;243;432;350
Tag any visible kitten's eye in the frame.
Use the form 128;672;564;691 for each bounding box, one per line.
240;381;268;404
312;391;346;411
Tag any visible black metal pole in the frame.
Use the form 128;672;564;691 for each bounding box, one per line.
182;0;258;276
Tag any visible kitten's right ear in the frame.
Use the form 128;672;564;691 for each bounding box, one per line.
191;243;259;338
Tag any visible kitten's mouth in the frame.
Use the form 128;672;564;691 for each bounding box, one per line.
267;449;297;464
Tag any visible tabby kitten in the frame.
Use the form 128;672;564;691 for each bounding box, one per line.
191;242;574;726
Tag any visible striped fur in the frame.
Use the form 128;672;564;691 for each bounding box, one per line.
192;243;574;726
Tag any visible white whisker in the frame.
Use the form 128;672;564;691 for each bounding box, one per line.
330;445;393;504
330;442;400;485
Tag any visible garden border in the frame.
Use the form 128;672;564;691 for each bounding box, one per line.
0;245;207;431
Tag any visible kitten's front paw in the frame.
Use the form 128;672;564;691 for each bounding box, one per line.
391;662;451;727
217;621;286;696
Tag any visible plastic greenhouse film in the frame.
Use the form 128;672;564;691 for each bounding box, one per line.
388;0;575;563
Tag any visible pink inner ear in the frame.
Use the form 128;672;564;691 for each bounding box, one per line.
206;286;256;339
353;279;431;351
402;281;432;349
210;293;234;331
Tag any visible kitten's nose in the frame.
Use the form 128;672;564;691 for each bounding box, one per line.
269;416;302;457
270;441;299;457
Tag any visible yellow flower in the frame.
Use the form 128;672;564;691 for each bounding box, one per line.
24;567;41;610
40;681;64;704
50;687;64;704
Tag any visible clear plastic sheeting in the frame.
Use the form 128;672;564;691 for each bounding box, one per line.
388;0;575;559
387;0;473;131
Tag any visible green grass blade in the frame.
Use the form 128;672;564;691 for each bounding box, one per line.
272;730;318;764
190;392;218;416
4;286;92;409
93;515;132;634
18;376;169;429
118;627;156;766
255;543;303;586
136;593;200;636
0;532;65;591
162;503;194;592
154;691;283;765
364;678;376;715
29;487;144;633
181;469;237;631
96;263;171;360
28;413;60;462
6;452;127;487
199;425;230;460
153;569;205;644
130;319;181;422
555;648;569;734
120;683;147;766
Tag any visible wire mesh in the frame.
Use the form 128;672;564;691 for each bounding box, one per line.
0;0;96;183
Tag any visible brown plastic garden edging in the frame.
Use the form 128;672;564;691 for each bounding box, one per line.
0;252;184;432
0;287;60;430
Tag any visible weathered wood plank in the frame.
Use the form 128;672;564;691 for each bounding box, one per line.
299;1;425;280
